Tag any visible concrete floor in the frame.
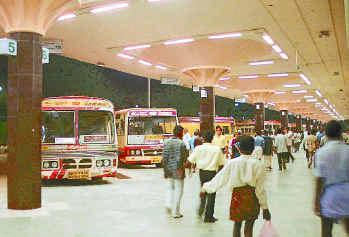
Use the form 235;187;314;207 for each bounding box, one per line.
0;151;347;237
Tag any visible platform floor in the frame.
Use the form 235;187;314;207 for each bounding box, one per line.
0;151;347;237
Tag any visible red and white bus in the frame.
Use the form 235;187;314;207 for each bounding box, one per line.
41;96;118;180
115;108;178;167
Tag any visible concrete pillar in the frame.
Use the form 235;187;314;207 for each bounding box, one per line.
255;102;264;133
200;87;215;133
0;0;79;210
7;32;42;209
280;110;288;130
182;66;230;135
295;115;302;132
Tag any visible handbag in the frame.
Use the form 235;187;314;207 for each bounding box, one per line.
259;221;279;237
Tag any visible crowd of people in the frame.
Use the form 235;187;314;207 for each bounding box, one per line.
162;121;349;237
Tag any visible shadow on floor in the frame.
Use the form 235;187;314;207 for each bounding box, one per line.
42;178;112;187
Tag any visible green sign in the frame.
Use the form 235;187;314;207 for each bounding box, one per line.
0;38;17;56
42;47;49;64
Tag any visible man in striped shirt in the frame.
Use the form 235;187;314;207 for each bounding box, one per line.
163;125;189;218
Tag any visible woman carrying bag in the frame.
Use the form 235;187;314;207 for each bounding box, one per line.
200;135;271;237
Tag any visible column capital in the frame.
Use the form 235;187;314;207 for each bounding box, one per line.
244;89;275;104
0;0;80;35
182;66;230;87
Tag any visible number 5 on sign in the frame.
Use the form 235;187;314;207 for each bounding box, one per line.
0;38;17;56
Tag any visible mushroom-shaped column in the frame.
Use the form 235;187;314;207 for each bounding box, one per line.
291;107;308;132
183;66;230;134
275;101;299;130
245;90;275;133
0;0;80;210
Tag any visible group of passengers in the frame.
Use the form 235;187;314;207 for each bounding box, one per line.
162;121;349;237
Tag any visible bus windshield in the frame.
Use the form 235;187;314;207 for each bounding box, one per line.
127;116;177;145
42;111;75;144
128;116;177;135
79;111;115;144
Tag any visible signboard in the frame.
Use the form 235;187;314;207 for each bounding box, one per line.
42;39;63;54
0;38;17;56
200;89;207;98
128;110;177;117
42;47;49;64
192;85;200;92
236;98;246;103
161;77;179;85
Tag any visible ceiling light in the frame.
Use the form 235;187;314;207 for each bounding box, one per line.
272;45;282;53
148;0;162;2
164;38;194;45
117;53;134;60
238;75;259;79
274;91;286;95
249;60;274;66
138;60;152;66
90;3;129;13
262;34;274;45
219;86;227;90
279;53;288;60
57;13;76;21
292;90;307;94
267;73;289;77
208;33;242;39
155;65;167;70
304;95;314;98
283;84;301;88
219;76;230;81
315;90;322;97
124;44;151;51
300;73;311;85
324;99;329;105
306;99;317;102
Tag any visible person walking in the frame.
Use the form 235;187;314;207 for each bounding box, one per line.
262;130;273;171
274;129;288;171
314;120;349;237
188;130;225;223
163;125;189;218
212;125;227;154
253;131;265;161
200;136;271;237
286;129;295;163
306;129;318;169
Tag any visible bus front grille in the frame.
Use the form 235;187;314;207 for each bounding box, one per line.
142;149;163;156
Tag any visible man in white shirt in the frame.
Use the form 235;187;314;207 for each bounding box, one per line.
188;130;225;223
200;135;271;236
274;129;288;171
182;128;191;150
286;129;295;163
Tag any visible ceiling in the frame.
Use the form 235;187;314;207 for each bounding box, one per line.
1;0;348;121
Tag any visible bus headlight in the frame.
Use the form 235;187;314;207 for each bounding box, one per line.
51;161;58;168
130;150;135;155
96;160;103;168
135;150;141;155
103;159;111;167
43;161;50;169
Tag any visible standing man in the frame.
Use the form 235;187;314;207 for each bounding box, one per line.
212;125;227;154
306;129;318;169
253;131;265;160
163;125;189;218
262;130;273;171
188;130;225;223
314;120;349;237
274;129;288;171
